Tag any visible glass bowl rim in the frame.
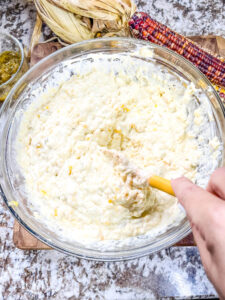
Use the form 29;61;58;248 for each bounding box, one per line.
0;37;224;261
0;32;24;89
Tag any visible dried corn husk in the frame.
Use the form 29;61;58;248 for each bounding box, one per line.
49;0;135;21
33;0;136;44
29;14;43;56
34;0;94;44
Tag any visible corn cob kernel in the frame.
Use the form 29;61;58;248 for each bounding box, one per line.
36;143;42;149
41;190;47;196
9;201;19;207
129;12;225;88
69;166;72;175
114;129;122;134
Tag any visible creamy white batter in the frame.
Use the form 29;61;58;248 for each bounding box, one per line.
16;61;218;242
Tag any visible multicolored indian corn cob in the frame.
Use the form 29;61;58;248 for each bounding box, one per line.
129;12;225;89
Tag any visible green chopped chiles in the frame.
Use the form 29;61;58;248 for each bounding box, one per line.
0;51;21;85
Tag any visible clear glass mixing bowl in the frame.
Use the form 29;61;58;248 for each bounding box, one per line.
0;38;225;261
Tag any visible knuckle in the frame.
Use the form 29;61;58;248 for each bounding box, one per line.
179;184;196;201
182;185;195;196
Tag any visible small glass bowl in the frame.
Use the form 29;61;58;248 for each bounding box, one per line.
0;38;225;261
0;32;28;102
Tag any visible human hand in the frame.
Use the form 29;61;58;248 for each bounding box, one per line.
172;168;225;300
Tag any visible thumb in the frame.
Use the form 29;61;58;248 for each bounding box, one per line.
171;177;223;228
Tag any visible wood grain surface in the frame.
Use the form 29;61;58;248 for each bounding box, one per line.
13;35;225;250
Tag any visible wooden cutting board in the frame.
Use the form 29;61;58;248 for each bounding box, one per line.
13;35;225;250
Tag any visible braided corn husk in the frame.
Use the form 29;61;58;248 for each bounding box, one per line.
33;0;136;44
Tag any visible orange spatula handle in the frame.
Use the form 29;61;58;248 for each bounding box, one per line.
148;175;175;196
